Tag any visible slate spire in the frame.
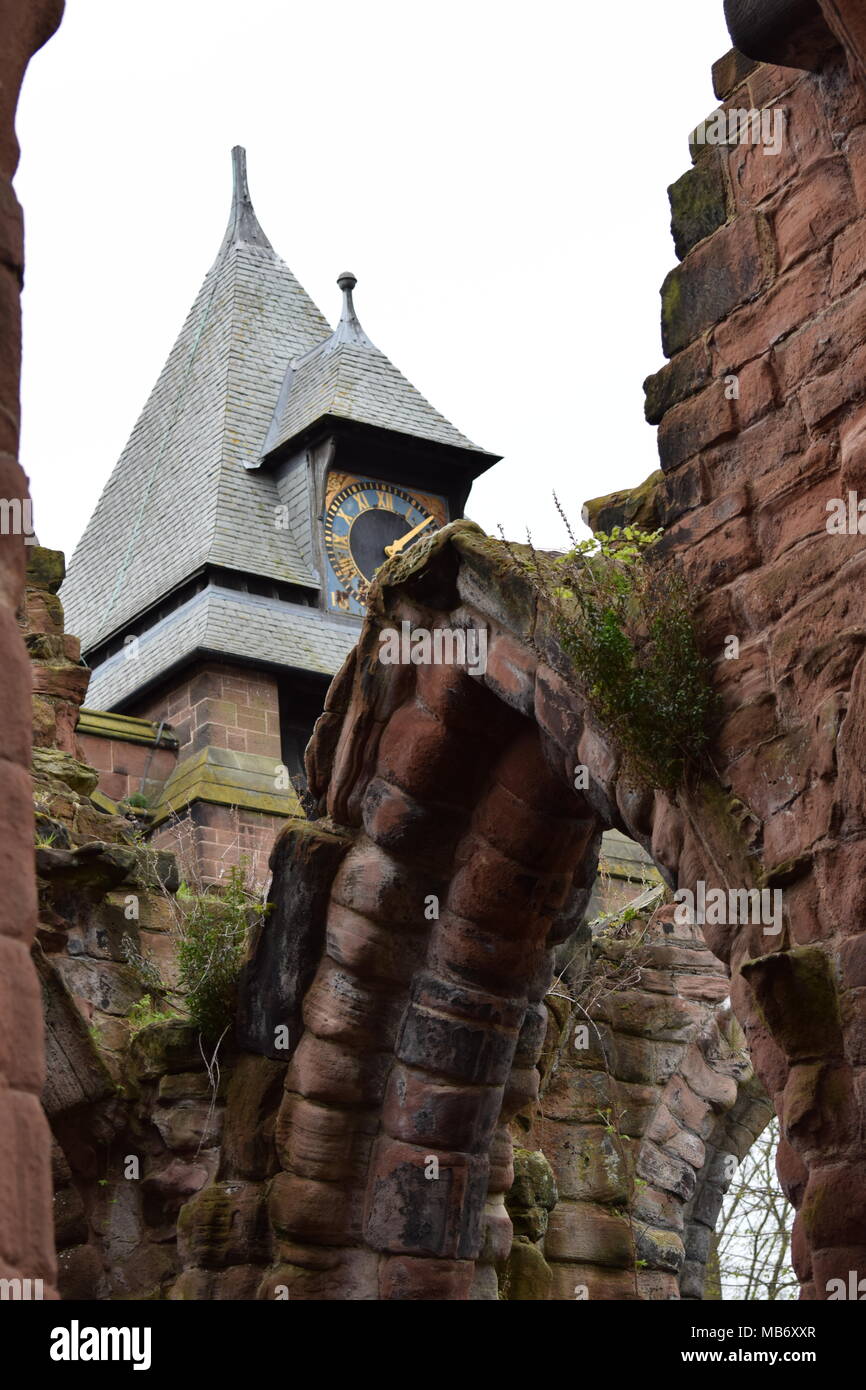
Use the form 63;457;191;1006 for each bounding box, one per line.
61;148;332;671
223;145;272;251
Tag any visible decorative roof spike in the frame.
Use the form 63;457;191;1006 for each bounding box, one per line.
225;145;272;250
331;271;376;349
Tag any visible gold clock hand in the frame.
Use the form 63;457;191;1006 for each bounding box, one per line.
384;515;435;558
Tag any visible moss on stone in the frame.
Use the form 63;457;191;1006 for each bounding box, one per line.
582;471;663;535
498;1237;554;1300
26;545;65;594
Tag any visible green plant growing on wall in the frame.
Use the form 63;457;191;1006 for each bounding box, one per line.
127;994;177;1037
176;864;260;1043
504;502;717;792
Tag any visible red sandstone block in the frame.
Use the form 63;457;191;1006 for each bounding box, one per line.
98;771;130;803
839;400;866;489
493;727;570;814
414;656;494;733
533;661;583;756
268;1171;359;1246
801;342;866;427
735;353;778;427
801;1165;866;1249
0;1091;56;1278
194;697;238;729
0;462;27;610
482;631;536;717
382;1063;501;1152
717;695;778;762
747;63;807;110
831;215;866;297
302;958;402;1051
286;1032;391;1109
737;531;863;628
840;934;866;988
811;1246;866;1299
680;516;759;591
276;1092;376;1182
658;485;751;558
0;760;35;941
364;1136;488;1259
246;681;279;711
712;51;757;102
662;214;768;358
221;676;252;703
194;803;238;830
0;618;30;768
361;775;468;862
824;44;866;132
449;837;570;937
473;779;594;874
112;740;150;777
325;898;426;985
0;274;22;457
330;842;443;926
711;636;772;711
755;468;846;561
846;126;866;209
427;912;543;992
395;994;519;1088
712;251;830;371
378;1254;475;1300
656;380;737;473
411;970;525;1030
0;936;43;1093
0;179;24;281
776;275;866;392
376;700;481;806
728;125;797;212
773;155;855;274
188;671;225;703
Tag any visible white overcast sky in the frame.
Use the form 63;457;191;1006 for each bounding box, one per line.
15;0;731;560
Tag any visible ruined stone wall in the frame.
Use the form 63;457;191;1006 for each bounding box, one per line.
163;525;774;1301
633;22;866;1299
0;0;64;1302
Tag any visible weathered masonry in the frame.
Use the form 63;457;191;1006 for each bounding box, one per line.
6;0;866;1301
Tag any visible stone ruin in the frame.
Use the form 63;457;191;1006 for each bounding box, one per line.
6;0;866;1301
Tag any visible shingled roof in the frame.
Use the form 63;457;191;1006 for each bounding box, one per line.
61;148;332;656
258;271;491;464
85;583;358;711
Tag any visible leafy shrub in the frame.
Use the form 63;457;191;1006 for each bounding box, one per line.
511;512;717;791
127;994;176;1036
176;864;258;1042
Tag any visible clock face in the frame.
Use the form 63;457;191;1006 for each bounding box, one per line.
323;475;447;614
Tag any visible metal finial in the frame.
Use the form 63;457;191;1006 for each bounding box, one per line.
332;271;374;349
224;145;272;250
231;146;250;207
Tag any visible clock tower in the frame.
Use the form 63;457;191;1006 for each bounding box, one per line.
60;149;499;885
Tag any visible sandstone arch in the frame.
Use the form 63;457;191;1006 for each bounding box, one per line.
170;520;796;1300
